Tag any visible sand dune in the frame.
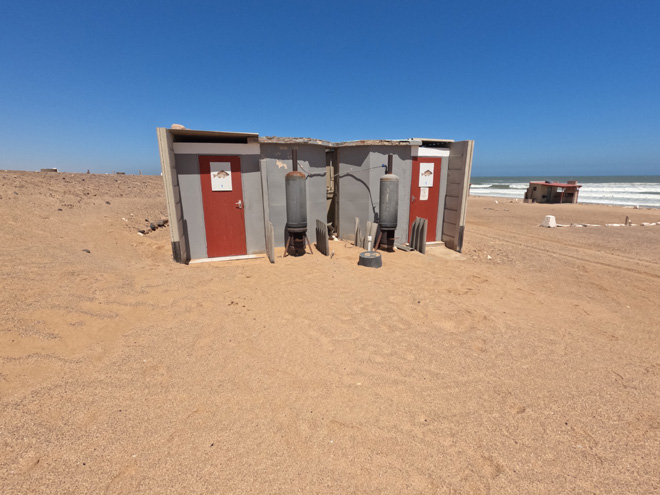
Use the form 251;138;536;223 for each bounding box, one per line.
1;171;659;493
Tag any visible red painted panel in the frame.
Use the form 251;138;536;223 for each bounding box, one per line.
409;157;442;242
199;155;247;258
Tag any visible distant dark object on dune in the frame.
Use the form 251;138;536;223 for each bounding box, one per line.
41;168;58;173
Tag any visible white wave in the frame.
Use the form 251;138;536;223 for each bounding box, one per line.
470;181;660;208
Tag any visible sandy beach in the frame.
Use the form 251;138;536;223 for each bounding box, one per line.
1;171;659;494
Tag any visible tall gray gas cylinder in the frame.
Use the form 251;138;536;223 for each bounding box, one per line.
285;171;307;231
379;174;399;230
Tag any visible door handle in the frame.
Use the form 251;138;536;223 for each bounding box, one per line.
411;195;416;203
235;200;243;209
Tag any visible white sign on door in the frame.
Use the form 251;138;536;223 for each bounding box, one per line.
419;162;434;187
210;162;232;191
420;187;429;201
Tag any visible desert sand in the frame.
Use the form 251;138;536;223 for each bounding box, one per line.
1;170;659;494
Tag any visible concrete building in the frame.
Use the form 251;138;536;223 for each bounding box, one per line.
157;128;474;264
524;180;581;204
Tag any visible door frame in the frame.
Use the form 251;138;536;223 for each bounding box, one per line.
409;156;442;242
198;155;248;258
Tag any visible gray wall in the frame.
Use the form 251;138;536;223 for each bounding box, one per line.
176;154;207;261
337;147;373;239
174;153;265;258
239;154;266;253
260;144;327;246
337;146;413;244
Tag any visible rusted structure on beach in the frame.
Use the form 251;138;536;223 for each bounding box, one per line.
524;180;581;204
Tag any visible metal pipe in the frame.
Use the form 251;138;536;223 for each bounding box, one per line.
387;154;393;174
292;148;298;172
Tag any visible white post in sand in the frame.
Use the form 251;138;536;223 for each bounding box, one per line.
541;215;557;228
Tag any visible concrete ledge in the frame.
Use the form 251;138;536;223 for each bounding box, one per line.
189;254;264;264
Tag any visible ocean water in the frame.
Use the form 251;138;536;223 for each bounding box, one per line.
470;176;660;208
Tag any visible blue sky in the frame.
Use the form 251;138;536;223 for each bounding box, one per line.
1;0;658;176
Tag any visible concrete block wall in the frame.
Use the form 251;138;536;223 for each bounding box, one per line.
442;140;474;252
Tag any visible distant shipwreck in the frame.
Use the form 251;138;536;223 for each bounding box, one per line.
524;180;581;204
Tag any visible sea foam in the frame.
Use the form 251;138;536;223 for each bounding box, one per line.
470;176;660;208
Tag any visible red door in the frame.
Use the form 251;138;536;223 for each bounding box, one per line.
199;155;247;258
409;157;442;242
